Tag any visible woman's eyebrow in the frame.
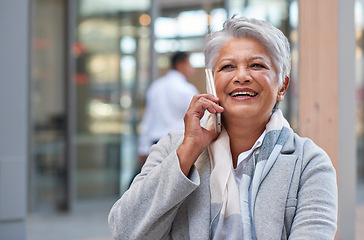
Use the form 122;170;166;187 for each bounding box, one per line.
250;56;269;62
217;56;271;66
218;58;235;64
250;56;272;67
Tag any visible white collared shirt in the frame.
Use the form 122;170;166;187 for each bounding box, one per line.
138;70;199;156
234;130;266;186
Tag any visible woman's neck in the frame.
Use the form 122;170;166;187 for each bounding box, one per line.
223;117;267;168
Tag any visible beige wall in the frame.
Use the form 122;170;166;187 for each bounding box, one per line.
299;0;338;166
299;0;356;239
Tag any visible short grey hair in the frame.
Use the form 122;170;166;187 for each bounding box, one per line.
204;16;291;87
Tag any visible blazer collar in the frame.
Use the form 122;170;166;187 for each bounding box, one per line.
281;128;296;154
254;128;298;200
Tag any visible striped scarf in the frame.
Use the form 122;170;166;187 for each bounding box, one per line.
208;109;290;239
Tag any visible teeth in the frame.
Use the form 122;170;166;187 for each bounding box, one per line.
230;91;258;97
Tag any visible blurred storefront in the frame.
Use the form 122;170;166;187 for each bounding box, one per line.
28;0;300;213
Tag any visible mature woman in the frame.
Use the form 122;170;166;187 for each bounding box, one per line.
108;17;338;239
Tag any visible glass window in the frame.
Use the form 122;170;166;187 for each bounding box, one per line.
29;0;68;211
154;3;225;94
356;0;364;202
75;2;152;197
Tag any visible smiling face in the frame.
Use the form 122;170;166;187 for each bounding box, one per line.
213;37;287;125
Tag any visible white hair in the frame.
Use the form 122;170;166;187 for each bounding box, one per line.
204;16;291;87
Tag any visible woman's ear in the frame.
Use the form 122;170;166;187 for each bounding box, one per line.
277;76;290;102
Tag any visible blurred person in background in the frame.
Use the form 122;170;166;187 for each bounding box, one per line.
137;52;199;167
109;17;337;239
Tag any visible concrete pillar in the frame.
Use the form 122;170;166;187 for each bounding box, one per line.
0;0;29;239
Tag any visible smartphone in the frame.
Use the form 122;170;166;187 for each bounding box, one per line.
205;69;222;133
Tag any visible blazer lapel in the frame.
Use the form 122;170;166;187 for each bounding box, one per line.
259;128;296;184
253;131;298;239
186;150;211;239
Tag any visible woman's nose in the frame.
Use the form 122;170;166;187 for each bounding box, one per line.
234;67;252;84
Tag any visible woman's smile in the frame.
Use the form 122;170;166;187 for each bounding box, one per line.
228;87;258;99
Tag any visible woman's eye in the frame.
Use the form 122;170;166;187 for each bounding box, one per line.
219;65;234;71
251;63;266;69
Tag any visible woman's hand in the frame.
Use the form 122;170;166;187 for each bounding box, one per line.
177;94;224;176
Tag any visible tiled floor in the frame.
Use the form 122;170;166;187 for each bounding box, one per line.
27;198;115;240
26;198;364;240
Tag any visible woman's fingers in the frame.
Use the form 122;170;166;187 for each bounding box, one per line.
183;93;224;140
188;94;223;118
177;94;224;176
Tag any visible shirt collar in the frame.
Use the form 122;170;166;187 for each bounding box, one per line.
236;130;266;167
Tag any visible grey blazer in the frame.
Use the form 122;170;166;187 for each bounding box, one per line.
108;130;337;240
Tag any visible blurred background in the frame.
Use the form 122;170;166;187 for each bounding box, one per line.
0;0;363;239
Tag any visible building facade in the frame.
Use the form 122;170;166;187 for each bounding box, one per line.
0;0;360;239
